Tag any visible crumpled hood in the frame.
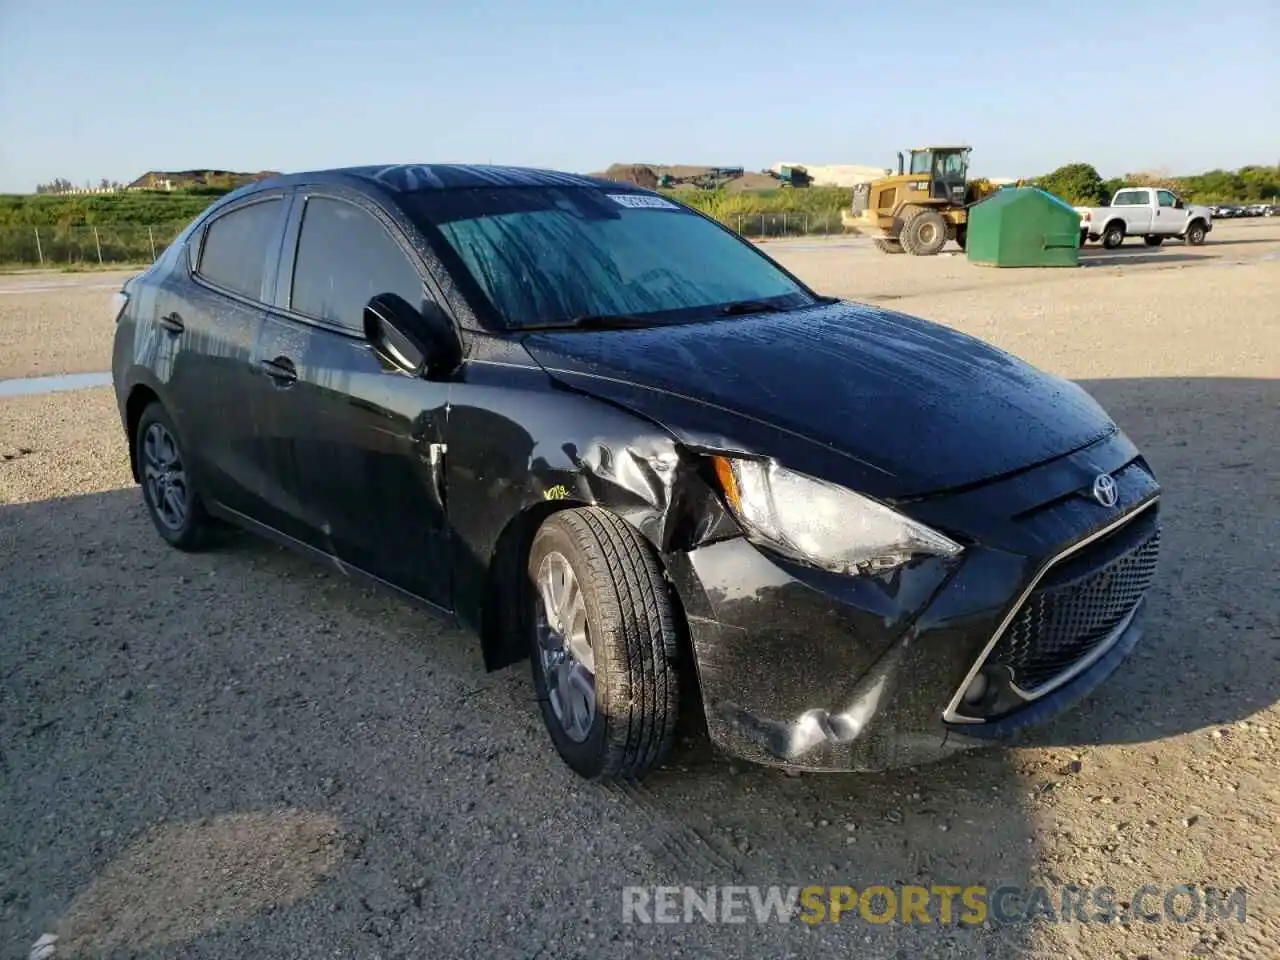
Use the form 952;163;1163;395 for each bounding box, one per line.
521;299;1116;497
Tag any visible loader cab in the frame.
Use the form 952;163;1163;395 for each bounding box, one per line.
908;146;971;204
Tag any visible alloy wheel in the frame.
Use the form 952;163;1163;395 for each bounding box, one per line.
142;421;188;531
534;551;596;742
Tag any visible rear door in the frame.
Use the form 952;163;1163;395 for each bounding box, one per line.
251;188;454;606
166;192;289;519
1113;188;1153;233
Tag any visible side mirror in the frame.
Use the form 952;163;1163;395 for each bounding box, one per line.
1174;199;1184;209
363;293;459;378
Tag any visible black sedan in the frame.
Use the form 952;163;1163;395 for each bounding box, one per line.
111;165;1162;780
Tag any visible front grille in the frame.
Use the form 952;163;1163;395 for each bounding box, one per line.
988;509;1161;694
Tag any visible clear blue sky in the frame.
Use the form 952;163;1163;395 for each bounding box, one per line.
1;0;1276;193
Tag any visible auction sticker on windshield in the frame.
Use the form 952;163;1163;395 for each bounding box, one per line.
608;193;680;210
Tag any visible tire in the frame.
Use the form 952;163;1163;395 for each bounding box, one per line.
872;237;904;254
527;508;681;781
898;208;948;256
134;401;216;551
1101;222;1126;249
954;224;968;251
1184;221;1207;246
1143;235;1164;247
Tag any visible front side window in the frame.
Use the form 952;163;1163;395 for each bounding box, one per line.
402;187;812;330
290;196;424;332
197;198;283;301
1157;190;1177;208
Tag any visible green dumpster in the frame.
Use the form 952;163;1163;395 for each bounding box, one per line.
965;187;1081;267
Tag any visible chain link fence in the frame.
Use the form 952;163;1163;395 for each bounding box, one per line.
721;210;846;239
0;224;189;267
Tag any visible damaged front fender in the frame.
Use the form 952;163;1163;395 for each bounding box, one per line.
445;353;739;669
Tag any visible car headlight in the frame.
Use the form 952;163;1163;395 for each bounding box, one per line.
710;456;963;575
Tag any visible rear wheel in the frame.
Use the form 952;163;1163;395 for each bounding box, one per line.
872;237;904;254
1143;235;1164;247
954;224;967;251
1184;221;1207;245
134;402;216;552
1101;222;1126;249
528;508;681;781
899;208;948;256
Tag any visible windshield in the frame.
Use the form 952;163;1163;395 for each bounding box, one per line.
401;186;812;330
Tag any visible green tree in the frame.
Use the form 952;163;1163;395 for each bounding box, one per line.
1099;177;1127;204
1237;165;1279;201
1035;163;1107;205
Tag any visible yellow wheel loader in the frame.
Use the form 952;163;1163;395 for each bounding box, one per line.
847;146;998;255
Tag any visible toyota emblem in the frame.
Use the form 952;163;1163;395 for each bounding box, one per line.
1091;473;1118;507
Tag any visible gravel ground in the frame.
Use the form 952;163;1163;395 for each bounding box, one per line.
1;222;1277;959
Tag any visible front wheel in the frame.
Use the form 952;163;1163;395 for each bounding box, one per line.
872;237;904;254
899;209;948;256
528;508;681;781
1184;221;1207;245
1143;235;1164;247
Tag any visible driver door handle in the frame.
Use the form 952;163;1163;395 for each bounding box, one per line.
259;355;297;385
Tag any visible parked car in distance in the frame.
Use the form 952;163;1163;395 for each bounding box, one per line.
1079;188;1212;248
111;164;1163;781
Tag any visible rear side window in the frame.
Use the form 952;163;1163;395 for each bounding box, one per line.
197;198;283;301
290;197;423;332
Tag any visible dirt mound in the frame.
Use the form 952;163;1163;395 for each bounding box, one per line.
595;164;660;189
590;163;789;192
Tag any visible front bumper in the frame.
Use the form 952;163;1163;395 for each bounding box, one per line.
665;436;1161;772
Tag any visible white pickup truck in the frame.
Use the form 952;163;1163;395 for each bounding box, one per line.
1076;187;1213;249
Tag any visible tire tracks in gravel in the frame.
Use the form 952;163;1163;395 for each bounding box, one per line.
600;777;746;881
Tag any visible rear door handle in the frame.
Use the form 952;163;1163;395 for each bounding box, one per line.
158;312;184;333
260;355;298;385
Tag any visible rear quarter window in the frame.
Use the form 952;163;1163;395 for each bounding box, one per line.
197;198;284;301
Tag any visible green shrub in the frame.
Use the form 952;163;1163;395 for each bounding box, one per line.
0;191;220;228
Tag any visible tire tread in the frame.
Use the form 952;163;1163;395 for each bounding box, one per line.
535;508;679;780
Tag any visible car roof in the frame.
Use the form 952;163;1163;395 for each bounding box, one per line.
246;163;630;195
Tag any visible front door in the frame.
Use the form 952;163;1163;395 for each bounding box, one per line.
251;191;453;608
1154;190;1182;235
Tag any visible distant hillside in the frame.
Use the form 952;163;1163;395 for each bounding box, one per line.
127;169;279;191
